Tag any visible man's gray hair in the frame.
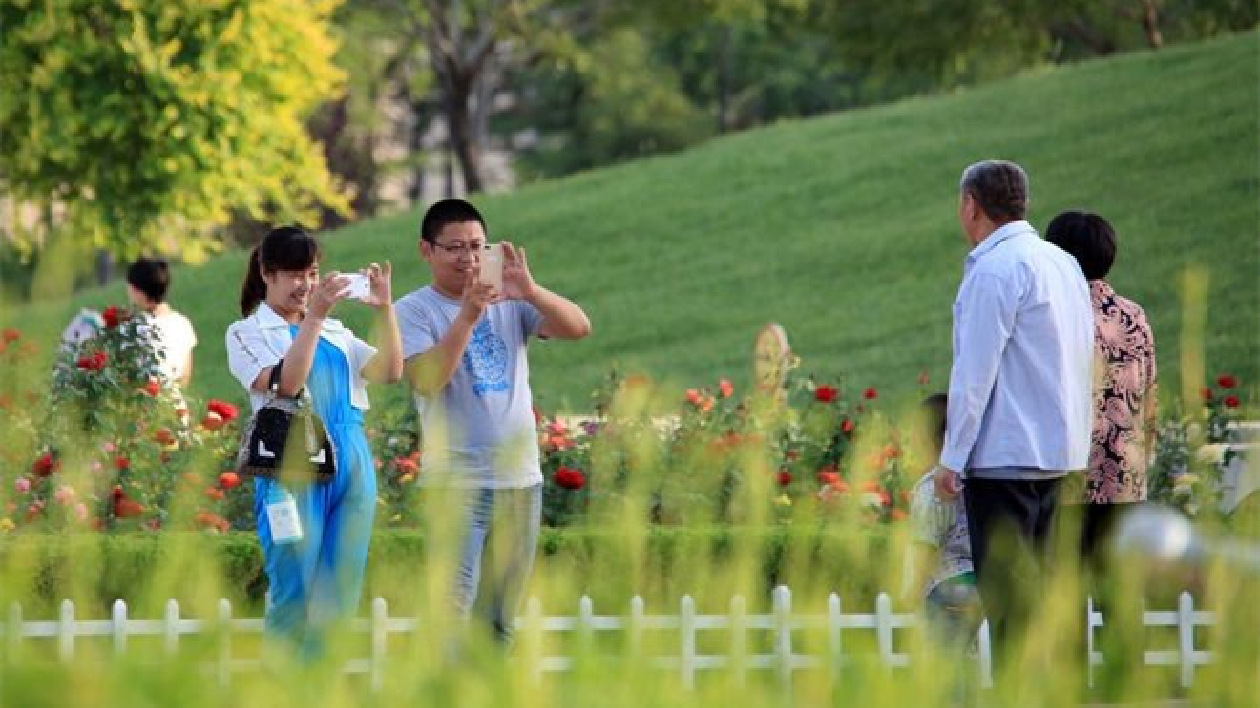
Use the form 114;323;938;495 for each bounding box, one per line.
959;160;1029;223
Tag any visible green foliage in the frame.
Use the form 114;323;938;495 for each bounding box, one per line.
0;525;887;611
3;33;1258;412
0;0;350;264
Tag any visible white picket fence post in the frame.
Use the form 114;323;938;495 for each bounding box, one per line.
679;595;697;689
370;597;388;692
730;594;748;686
217;598;232;687
772;585;792;689
164;599;180;657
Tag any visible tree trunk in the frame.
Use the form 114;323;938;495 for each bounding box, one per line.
1140;0;1164;49
446;83;485;193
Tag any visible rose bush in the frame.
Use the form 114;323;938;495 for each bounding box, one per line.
3;317;1250;534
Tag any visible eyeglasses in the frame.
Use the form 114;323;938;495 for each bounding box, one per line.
430;240;489;256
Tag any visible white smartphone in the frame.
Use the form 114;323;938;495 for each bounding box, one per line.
480;243;504;292
344;273;371;300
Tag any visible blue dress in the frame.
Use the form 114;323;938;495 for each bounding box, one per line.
255;326;377;650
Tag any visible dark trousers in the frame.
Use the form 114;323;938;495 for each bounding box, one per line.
963;477;1063;657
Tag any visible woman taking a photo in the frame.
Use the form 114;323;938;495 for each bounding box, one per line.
225;225;402;656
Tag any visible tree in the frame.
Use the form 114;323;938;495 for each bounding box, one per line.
0;0;351;269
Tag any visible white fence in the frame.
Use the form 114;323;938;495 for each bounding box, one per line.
0;586;1218;691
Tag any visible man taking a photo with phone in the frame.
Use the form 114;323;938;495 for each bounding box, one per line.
395;198;591;651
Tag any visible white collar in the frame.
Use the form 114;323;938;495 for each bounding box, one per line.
252;302;345;332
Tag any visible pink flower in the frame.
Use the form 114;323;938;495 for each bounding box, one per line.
54;485;76;505
14;477;31;494
719;379;734;398
73;503;89;522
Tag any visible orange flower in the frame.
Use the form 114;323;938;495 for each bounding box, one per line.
205;487;224;501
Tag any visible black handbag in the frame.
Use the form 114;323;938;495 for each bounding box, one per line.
236;361;337;484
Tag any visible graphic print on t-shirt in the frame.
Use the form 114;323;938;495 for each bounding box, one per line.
464;317;510;395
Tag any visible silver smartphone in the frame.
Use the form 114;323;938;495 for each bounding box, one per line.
344;273;371;300
480;243;504;292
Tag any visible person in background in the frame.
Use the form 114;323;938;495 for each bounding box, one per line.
907;393;981;646
934;160;1095;660
225;225;403;657
126;258;198;389
1045;210;1158;564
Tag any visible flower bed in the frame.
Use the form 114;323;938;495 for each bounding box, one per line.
0;311;1253;536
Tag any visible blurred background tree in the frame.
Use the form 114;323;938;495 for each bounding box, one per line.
0;0;350;291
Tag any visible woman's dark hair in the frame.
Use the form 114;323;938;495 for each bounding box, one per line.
1044;210;1116;281
420;198;486;243
126;258;171;303
239;225;322;316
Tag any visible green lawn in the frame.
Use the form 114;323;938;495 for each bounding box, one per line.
7;31;1258;413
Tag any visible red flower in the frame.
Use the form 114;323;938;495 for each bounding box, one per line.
555;466;586;491
1202;387;1214;402
114;498;143;519
114;456;130;471
218;472;241;490
863;387;878;400
2;328;18;343
101;306;124;329
143;379;161;396
76;351;107;371
153;428;176;445
719;379;734;399
818;470;840;485
841;419;854;434
777;470;794;486
200;412;225;431
394;457;419;476
207;400;238;422
814;386;838;403
1225;395;1240;409
1218;374;1237;389
32;452;59;477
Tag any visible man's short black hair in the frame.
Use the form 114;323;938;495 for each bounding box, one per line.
127;257;171;303
420;198;486;243
1045;210;1116;281
959;160;1029;223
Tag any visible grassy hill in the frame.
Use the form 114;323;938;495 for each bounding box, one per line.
6;32;1258;414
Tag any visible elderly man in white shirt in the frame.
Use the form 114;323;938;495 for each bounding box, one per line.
934;160;1094;657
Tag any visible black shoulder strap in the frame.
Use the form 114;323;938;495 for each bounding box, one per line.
268;360;284;392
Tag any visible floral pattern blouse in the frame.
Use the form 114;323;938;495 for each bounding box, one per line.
1081;280;1158;504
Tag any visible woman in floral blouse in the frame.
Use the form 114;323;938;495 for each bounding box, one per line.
1046;211;1159;563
